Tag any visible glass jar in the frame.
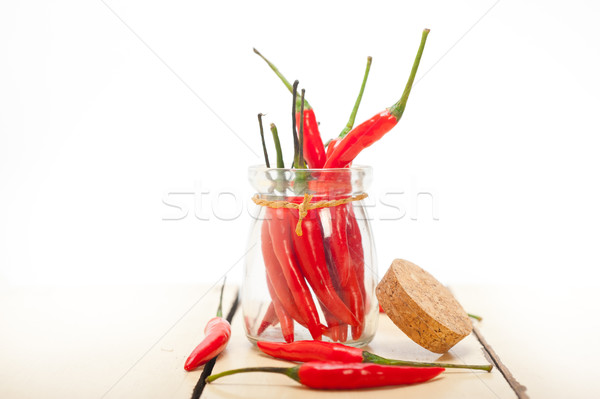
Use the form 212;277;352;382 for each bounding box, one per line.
242;165;378;347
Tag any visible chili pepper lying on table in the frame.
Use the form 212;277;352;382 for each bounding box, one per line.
257;341;493;372
206;361;444;389
254;48;326;168
184;279;231;371
324;29;430;168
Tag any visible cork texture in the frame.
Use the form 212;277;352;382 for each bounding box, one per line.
376;259;472;353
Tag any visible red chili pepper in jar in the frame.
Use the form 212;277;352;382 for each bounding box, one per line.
266;274;295;343
346;204;366;303
322;236;348;342
256;340;493;372
329;205;365;338
324;29;430;168
261;215;307;326
290;208;359;327
183;279;231;371
206;361;444;389
256;301;278;336
267;207;322;340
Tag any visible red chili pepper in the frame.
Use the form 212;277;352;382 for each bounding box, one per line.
343;274;364;340
322;236;349;342
295;108;326;168
266;275;295;343
296;363;443;389
329;205;365;338
256;340;493;372
290;209;358;326
258;340;359;363
184;280;231;371
325;138;339;159
256;301;278;336
346;206;364;292
268;208;322;340
206;361;444;389
321;236;344;342
261;215;307;325
319;302;339;342
337;323;348;342
329;206;352;287
254;48;326;168
324;30;429;168
346;204;366;307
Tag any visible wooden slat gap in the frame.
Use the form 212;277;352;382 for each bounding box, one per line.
472;323;529;399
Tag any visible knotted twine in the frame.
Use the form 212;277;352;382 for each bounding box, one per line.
252;193;368;236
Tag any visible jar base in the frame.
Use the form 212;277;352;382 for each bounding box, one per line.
245;329;376;348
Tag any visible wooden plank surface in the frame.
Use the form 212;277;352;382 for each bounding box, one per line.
5;284;593;398
203;310;514;399
453;285;600;399
0;284;237;399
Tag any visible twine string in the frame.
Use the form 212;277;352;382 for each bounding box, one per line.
252;193;368;236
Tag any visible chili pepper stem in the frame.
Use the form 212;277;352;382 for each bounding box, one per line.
253;48;310;111
468;313;483;321
338;56;372;138
298;89;307;169
362;351;493;372
216;276;226;318
291;80;300;167
257;114;270;168
269;123;284;168
269;123;287;193
206;366;299;384
389;29;429;120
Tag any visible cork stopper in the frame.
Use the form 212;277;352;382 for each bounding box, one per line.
376;259;472;353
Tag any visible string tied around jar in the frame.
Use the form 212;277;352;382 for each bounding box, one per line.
251;193;368;236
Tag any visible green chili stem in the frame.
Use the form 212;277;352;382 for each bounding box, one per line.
298;89;307;169
270;123;287;193
270;123;284;168
291;80;300;168
389;29;430;120
253;48;310;111
257;114;270;168
216;276;226;318
362;351;492;372
468;313;483;322
338;56;372;139
205;366;298;383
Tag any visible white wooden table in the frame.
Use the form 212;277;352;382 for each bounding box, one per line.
1;284;598;398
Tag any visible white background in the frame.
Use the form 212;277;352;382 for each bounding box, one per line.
1;0;599;288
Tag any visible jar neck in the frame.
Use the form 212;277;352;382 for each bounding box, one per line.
248;166;372;198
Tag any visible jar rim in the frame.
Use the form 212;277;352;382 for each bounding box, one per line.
248;164;373;173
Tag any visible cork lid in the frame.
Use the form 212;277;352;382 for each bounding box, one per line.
376;259;472;353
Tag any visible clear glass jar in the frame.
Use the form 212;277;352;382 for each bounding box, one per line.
242;165;378;347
